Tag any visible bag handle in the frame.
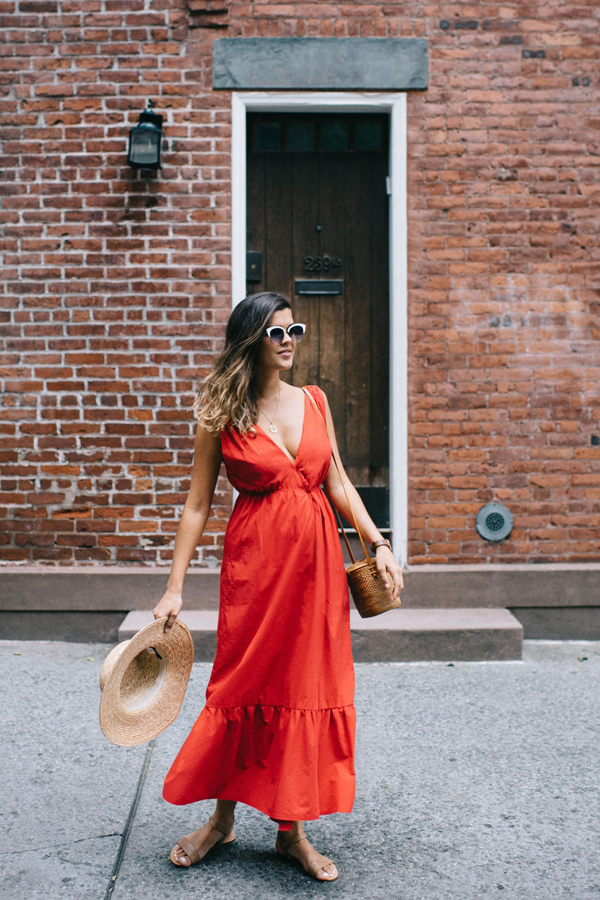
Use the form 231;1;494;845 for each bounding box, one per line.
302;387;372;566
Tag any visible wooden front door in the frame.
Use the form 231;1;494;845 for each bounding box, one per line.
246;113;390;528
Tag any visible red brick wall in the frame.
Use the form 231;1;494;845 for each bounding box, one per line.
1;1;599;566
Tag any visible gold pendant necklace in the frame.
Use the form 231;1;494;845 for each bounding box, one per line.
257;384;282;433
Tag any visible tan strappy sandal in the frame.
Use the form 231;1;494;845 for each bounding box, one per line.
276;829;339;882
169;814;236;867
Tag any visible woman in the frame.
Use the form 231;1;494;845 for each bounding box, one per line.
153;291;403;882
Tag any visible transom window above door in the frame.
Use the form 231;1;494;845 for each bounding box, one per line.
249;114;387;153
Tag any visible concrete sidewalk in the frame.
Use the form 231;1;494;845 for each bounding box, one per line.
1;640;599;900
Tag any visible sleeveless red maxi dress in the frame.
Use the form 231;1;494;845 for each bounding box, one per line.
162;385;356;823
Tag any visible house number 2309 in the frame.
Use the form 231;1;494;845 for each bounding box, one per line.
303;256;342;272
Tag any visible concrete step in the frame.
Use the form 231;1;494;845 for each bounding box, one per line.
119;607;523;662
3;563;600;641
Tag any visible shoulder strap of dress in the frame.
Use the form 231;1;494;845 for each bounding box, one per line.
302;383;326;419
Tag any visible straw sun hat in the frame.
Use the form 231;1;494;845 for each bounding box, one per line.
99;617;194;747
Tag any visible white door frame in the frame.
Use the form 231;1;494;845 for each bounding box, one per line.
231;91;408;566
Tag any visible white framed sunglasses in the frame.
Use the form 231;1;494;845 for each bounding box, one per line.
265;323;306;344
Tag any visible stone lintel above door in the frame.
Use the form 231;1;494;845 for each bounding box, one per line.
212;38;428;91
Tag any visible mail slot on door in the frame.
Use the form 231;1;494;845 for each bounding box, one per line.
295;280;343;296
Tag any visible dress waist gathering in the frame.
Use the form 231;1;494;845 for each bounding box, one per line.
236;484;323;496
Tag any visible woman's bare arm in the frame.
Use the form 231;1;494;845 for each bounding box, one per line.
153;423;223;632
321;391;404;601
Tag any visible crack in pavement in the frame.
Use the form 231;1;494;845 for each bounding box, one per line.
0;833;123;857
104;738;156;900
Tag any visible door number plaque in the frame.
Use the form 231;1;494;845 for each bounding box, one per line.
303;256;342;272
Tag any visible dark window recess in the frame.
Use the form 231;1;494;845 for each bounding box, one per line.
321;120;349;152
253;121;282;151
249;113;388;154
356;488;390;530
354;120;382;151
287;121;316;151
325;487;389;530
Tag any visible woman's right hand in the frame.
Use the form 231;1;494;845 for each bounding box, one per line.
153;590;183;633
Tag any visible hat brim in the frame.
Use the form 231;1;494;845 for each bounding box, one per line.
99;617;194;746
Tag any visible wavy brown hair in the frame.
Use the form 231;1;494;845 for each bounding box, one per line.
191;292;292;434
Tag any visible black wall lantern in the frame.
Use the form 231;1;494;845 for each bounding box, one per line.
127;100;163;170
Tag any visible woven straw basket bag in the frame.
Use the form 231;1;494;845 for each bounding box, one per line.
303;388;402;619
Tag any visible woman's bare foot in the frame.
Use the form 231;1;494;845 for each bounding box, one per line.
277;822;338;881
170;800;236;867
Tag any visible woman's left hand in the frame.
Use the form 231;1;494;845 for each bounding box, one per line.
375;547;404;602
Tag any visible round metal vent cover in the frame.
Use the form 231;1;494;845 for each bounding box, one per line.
476;502;513;542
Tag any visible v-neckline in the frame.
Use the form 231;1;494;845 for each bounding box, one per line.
254;389;308;467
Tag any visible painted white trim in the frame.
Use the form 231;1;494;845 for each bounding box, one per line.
388;94;408;568
231;93;247;307
230;92;408;565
